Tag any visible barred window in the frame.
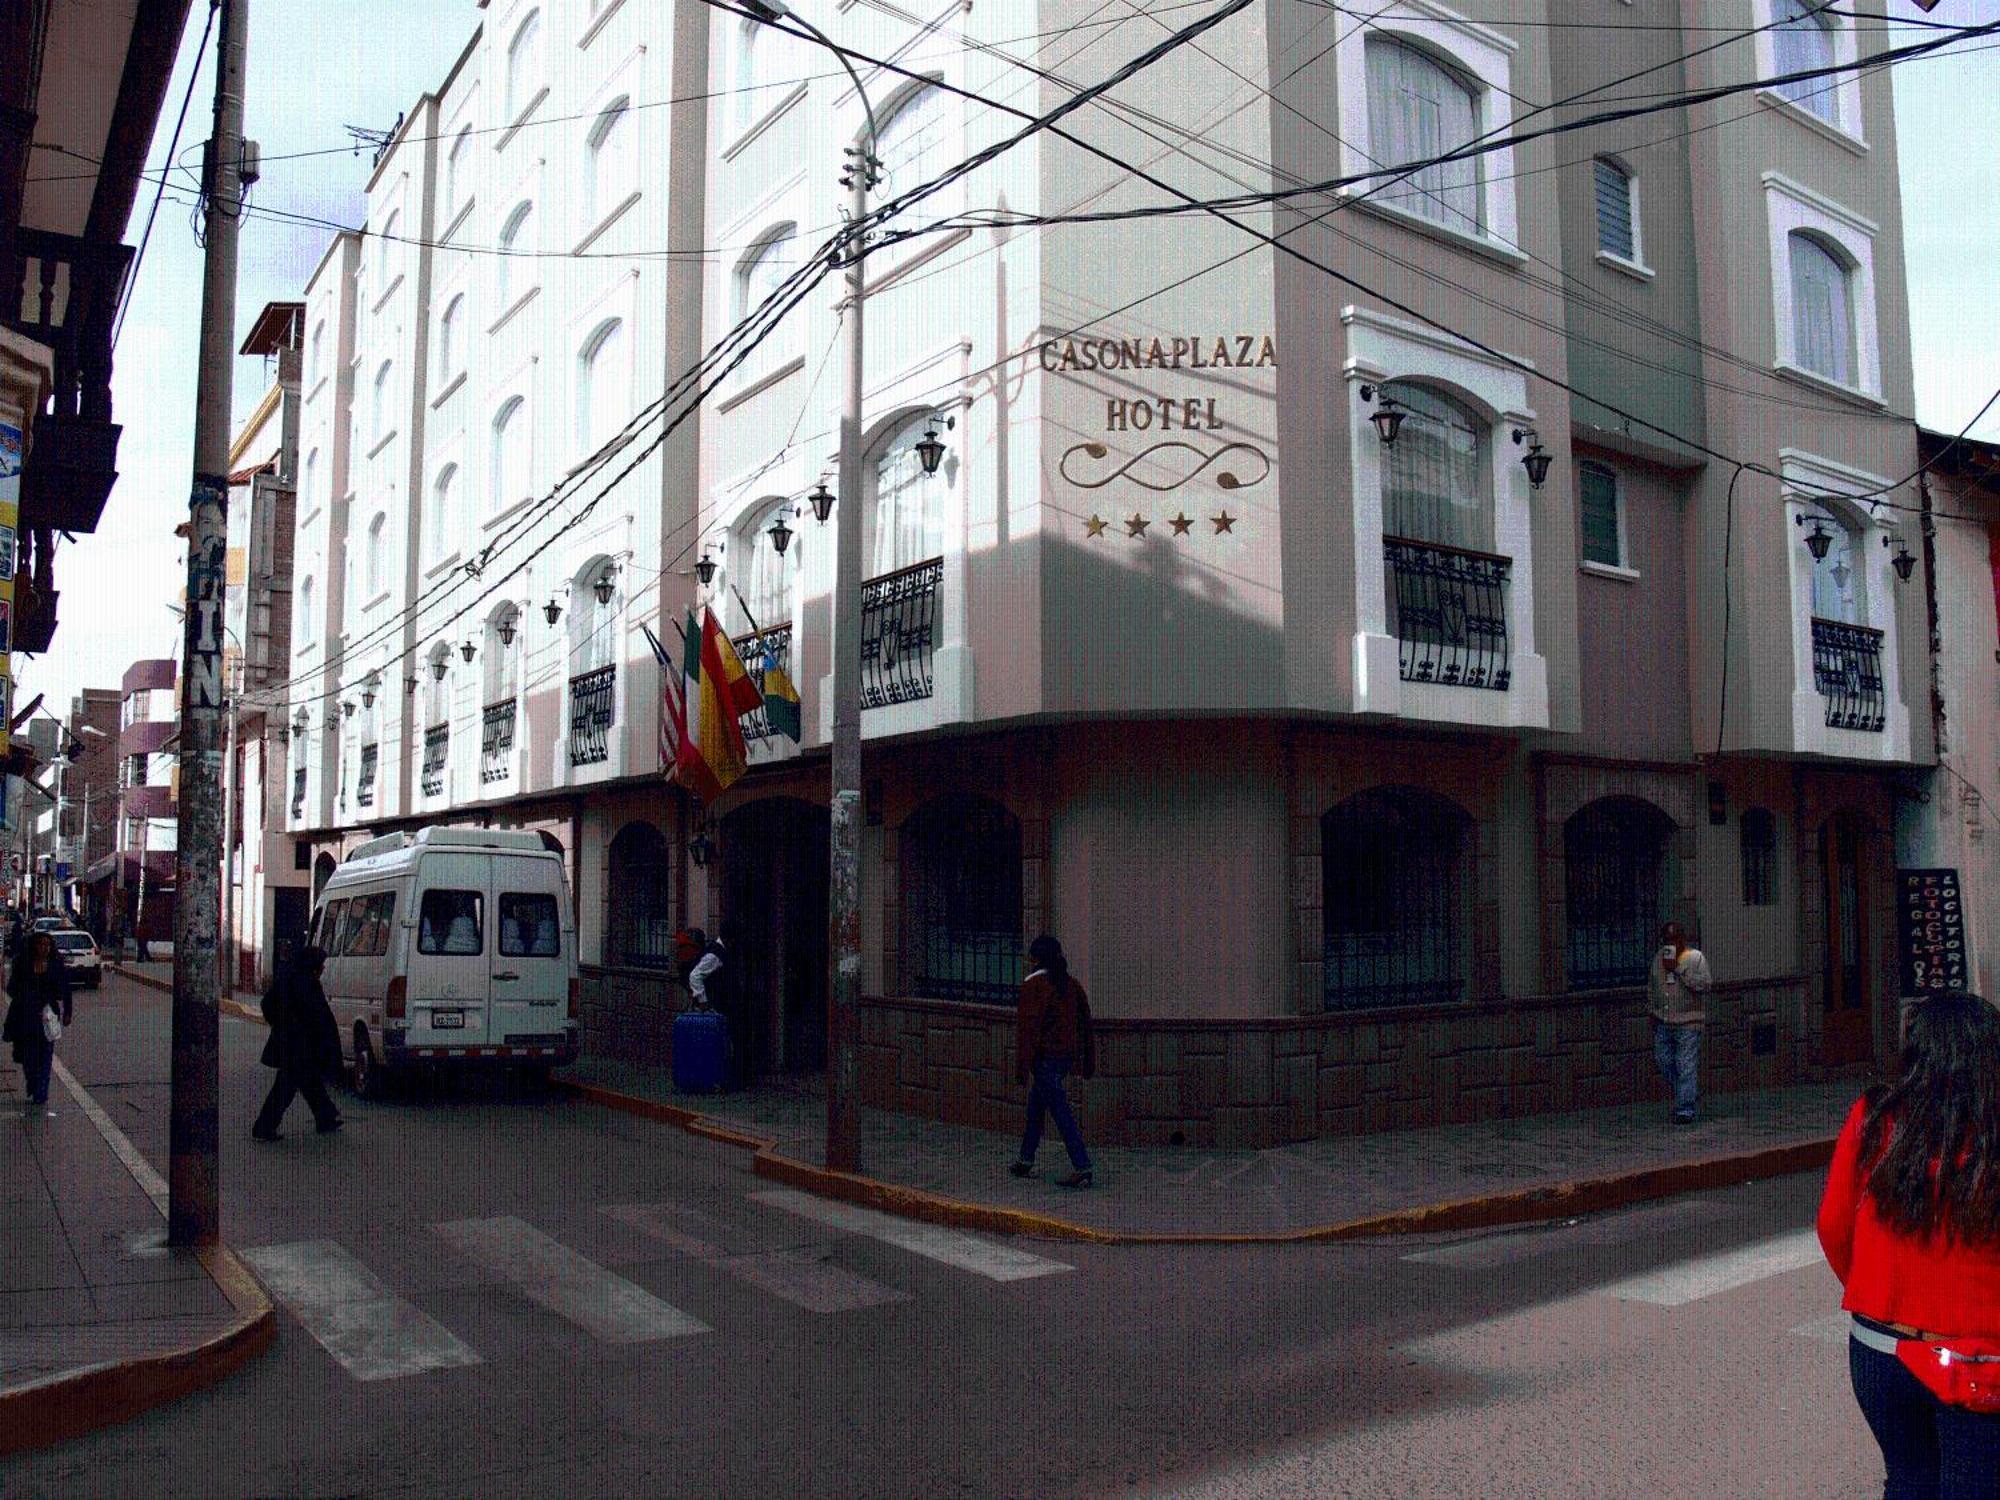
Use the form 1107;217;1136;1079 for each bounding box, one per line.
1322;787;1471;1009
1741;807;1778;907
1380;381;1490;552
606;822;675;968
900;794;1023;1005
1565;796;1677;989
1579;461;1621;568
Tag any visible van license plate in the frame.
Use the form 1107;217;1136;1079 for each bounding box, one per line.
432;1011;465;1029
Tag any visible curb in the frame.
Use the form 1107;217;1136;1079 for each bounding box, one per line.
109;966;260;1024
558;1075;1839;1246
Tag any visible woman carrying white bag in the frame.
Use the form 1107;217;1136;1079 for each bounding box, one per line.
3;932;72;1111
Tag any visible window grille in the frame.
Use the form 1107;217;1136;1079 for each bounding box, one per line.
356;744;379;808
606;822;676;968
568;666;614;766
1322;788;1469;1009
1565;797;1675;989
900;794;1023;1005
1740;808;1777;906
481;699;517;783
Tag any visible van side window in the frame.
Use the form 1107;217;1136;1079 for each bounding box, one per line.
499;893;560;957
333;900;369;957
319;899;350;955
418;889;484;955
350;892;396;957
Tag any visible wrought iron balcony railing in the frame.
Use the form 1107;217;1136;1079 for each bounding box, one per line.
421;723;449;797
356;744;379;807
860;557;942;710
291;766;306;821
481;699;517;783
568;666;615;766
732;623;792;743
1811;616;1886;733
1383;536;1512;692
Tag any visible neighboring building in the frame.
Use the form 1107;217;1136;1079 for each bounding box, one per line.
56;686;118;921
90;658;178;950
287;2;1940;1145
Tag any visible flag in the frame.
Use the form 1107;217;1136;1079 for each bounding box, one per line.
642;624;684;776
674;607;763;800
759;649;802;744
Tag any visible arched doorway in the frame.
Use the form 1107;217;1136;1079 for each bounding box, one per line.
719;797;829;1075
1820;810;1875;1065
605;821;674;969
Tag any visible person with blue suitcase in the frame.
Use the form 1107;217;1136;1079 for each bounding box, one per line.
677;927;737;1093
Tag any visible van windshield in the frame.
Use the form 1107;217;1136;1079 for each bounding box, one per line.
499;893;559;957
418;890;483;955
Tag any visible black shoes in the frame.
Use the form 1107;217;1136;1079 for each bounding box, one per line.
316;1117;344;1134
1056;1170;1094;1190
1009;1160;1035;1178
250;1127;281;1142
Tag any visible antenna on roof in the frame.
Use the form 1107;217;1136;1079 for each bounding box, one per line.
343;113;404;167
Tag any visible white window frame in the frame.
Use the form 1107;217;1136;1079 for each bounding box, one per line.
1576;459;1634;577
297;575;316;650
371;360;395;446
505;9;545;128
491;394;532;524
364;512;388;601
1752;0;1865;150
428;463;457;558
1763;173;1880;402
445;125;473;226
438;294;464;386
866;78;965;278
1335;3;1523;264
732;222;802;379
1591;156;1650;280
584;95;636;232
576;316;629;455
496;200;535;315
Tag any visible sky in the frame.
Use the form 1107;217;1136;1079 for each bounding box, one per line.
19;0;2000;721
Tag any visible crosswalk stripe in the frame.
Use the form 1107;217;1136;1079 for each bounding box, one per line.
1791;1310;1853;1346
749;1189;1074;1282
1596;1227;1825;1307
433;1215;709;1343
603;1203;912;1314
241;1240;484;1381
1402;1199;1734;1271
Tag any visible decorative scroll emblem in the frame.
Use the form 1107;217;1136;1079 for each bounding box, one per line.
1058;439;1271;493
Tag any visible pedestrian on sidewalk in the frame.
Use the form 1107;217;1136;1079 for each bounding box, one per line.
692;925;751;1089
1647;921;1711;1125
3;932;71;1109
1817;990;2000;1500
252;945;343;1141
1011;934;1095;1189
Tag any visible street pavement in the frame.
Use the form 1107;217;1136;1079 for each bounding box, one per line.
4;971;1886;1498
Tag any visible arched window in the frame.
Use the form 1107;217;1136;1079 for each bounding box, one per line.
506;9;542;121
733;20;764;135
371;360;394;443
1380;381;1490;551
1365;37;1480;230
1802;504;1864;625
899;794;1022;1004
876;83;947;233
428;464;456;550
1774;0;1838;123
298;575;316;647
485;606;520;702
303;448;319;511
309;321;325;385
576;318;628;453
1592;157;1638;263
492;396;529;514
606;822;675;968
1565;796;1677;989
734;224;798;363
497;201;533;307
446;126;471;220
377;210;399;281
741;499;799;629
870;415;949;576
1322;787;1471;1009
584;96;634;224
424;644;452;726
438;295;463;383
364;512;387;597
1741;807;1778;907
571;558;618;673
1789;231;1854;387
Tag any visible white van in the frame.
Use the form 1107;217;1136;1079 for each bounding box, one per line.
307;827;580;1097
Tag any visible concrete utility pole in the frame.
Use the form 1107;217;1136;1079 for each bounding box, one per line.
171;0;248;1249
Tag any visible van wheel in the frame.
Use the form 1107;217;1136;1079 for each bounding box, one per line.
519;1063;553;1094
352;1029;387;1101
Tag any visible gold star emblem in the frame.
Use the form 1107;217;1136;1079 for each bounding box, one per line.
1168;513;1193;536
1084;514;1108;538
1126;514;1150;538
1211;511;1236;534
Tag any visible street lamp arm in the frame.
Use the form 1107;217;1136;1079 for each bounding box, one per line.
737;2;879;152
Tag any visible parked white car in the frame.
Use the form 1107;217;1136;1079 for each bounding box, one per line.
51;930;102;988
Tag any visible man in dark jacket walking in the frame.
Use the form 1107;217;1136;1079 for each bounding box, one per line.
252;945;343;1141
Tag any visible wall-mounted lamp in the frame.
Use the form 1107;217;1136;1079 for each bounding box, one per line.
497;613;517;647
769;511;794;557
594;567;616;605
915;412;955;477
1356;383;1406;445
460;640;476;663
361;671;381;710
694;551;717;587
341;700;355;719
1885;532;1917;582
405;675;419;696
809;479;835;524
544;598;562;626
291;709;309;740
1796;512;1833;562
689;824;715;868
1511;428;1553;490
430;655;448;682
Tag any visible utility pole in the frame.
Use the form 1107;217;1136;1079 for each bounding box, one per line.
171;0;248;1249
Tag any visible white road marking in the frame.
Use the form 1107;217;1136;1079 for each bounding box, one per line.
604;1202;912;1314
750;1189;1074;1282
241;1240;483;1381
53;1058;167;1217
1597;1227;1825;1307
1791;1310;1854;1346
432;1215;709;1343
1403;1198;1734;1271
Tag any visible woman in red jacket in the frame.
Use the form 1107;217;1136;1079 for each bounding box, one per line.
1010;934;1095;1189
1816;990;2000;1499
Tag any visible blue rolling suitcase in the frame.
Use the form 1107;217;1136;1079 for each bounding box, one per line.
672;1009;730;1094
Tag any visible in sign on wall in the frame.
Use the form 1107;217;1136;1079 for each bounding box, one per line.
183;477;229;713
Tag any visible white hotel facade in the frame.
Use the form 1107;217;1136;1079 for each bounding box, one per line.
288;0;1945;1147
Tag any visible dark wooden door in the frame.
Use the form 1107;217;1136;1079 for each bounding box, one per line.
1821;817;1873;1065
720;799;829;1077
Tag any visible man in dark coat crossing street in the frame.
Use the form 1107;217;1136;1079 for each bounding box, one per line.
252;945;343;1140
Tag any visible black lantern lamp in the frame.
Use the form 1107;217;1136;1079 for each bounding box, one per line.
1512;428;1553;490
809;479;835;524
769;511;794;557
544;598;562;627
1796;512;1834;562
291;709;309;741
694;551;718;587
341;699;355;719
1357;384;1407;445
689;824;715;868
1886;532;1917;582
460;639;476;663
497;613;517;648
361;671;381;710
405;674;419;696
594;567;616;605
915;413;956;477
430;654;448;682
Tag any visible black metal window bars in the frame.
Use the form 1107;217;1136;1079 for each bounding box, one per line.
421;724;449;798
1383;536;1512;691
1811;617;1886;732
731;622;792;743
860;557;942;710
481;699;516;784
356;744;379;808
568;665;615;767
290;766;305;821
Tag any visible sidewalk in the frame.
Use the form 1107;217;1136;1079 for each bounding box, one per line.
560;1057;1863;1242
0;1044;272;1453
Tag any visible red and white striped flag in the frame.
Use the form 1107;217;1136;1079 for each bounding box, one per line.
642;623;685;779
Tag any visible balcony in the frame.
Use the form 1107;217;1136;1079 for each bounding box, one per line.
421;724;449;797
5;229;133;535
568;666;615;767
356;744;379;807
1811;617;1886;733
1383;537;1512;692
481;699;517;784
860;558;942;710
291;766;305;821
732;623;791;743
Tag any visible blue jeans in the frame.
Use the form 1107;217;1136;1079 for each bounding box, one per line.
20;1038;52;1104
1851;1331;2000;1500
1652;1021;1701;1118
1019;1058;1091;1173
